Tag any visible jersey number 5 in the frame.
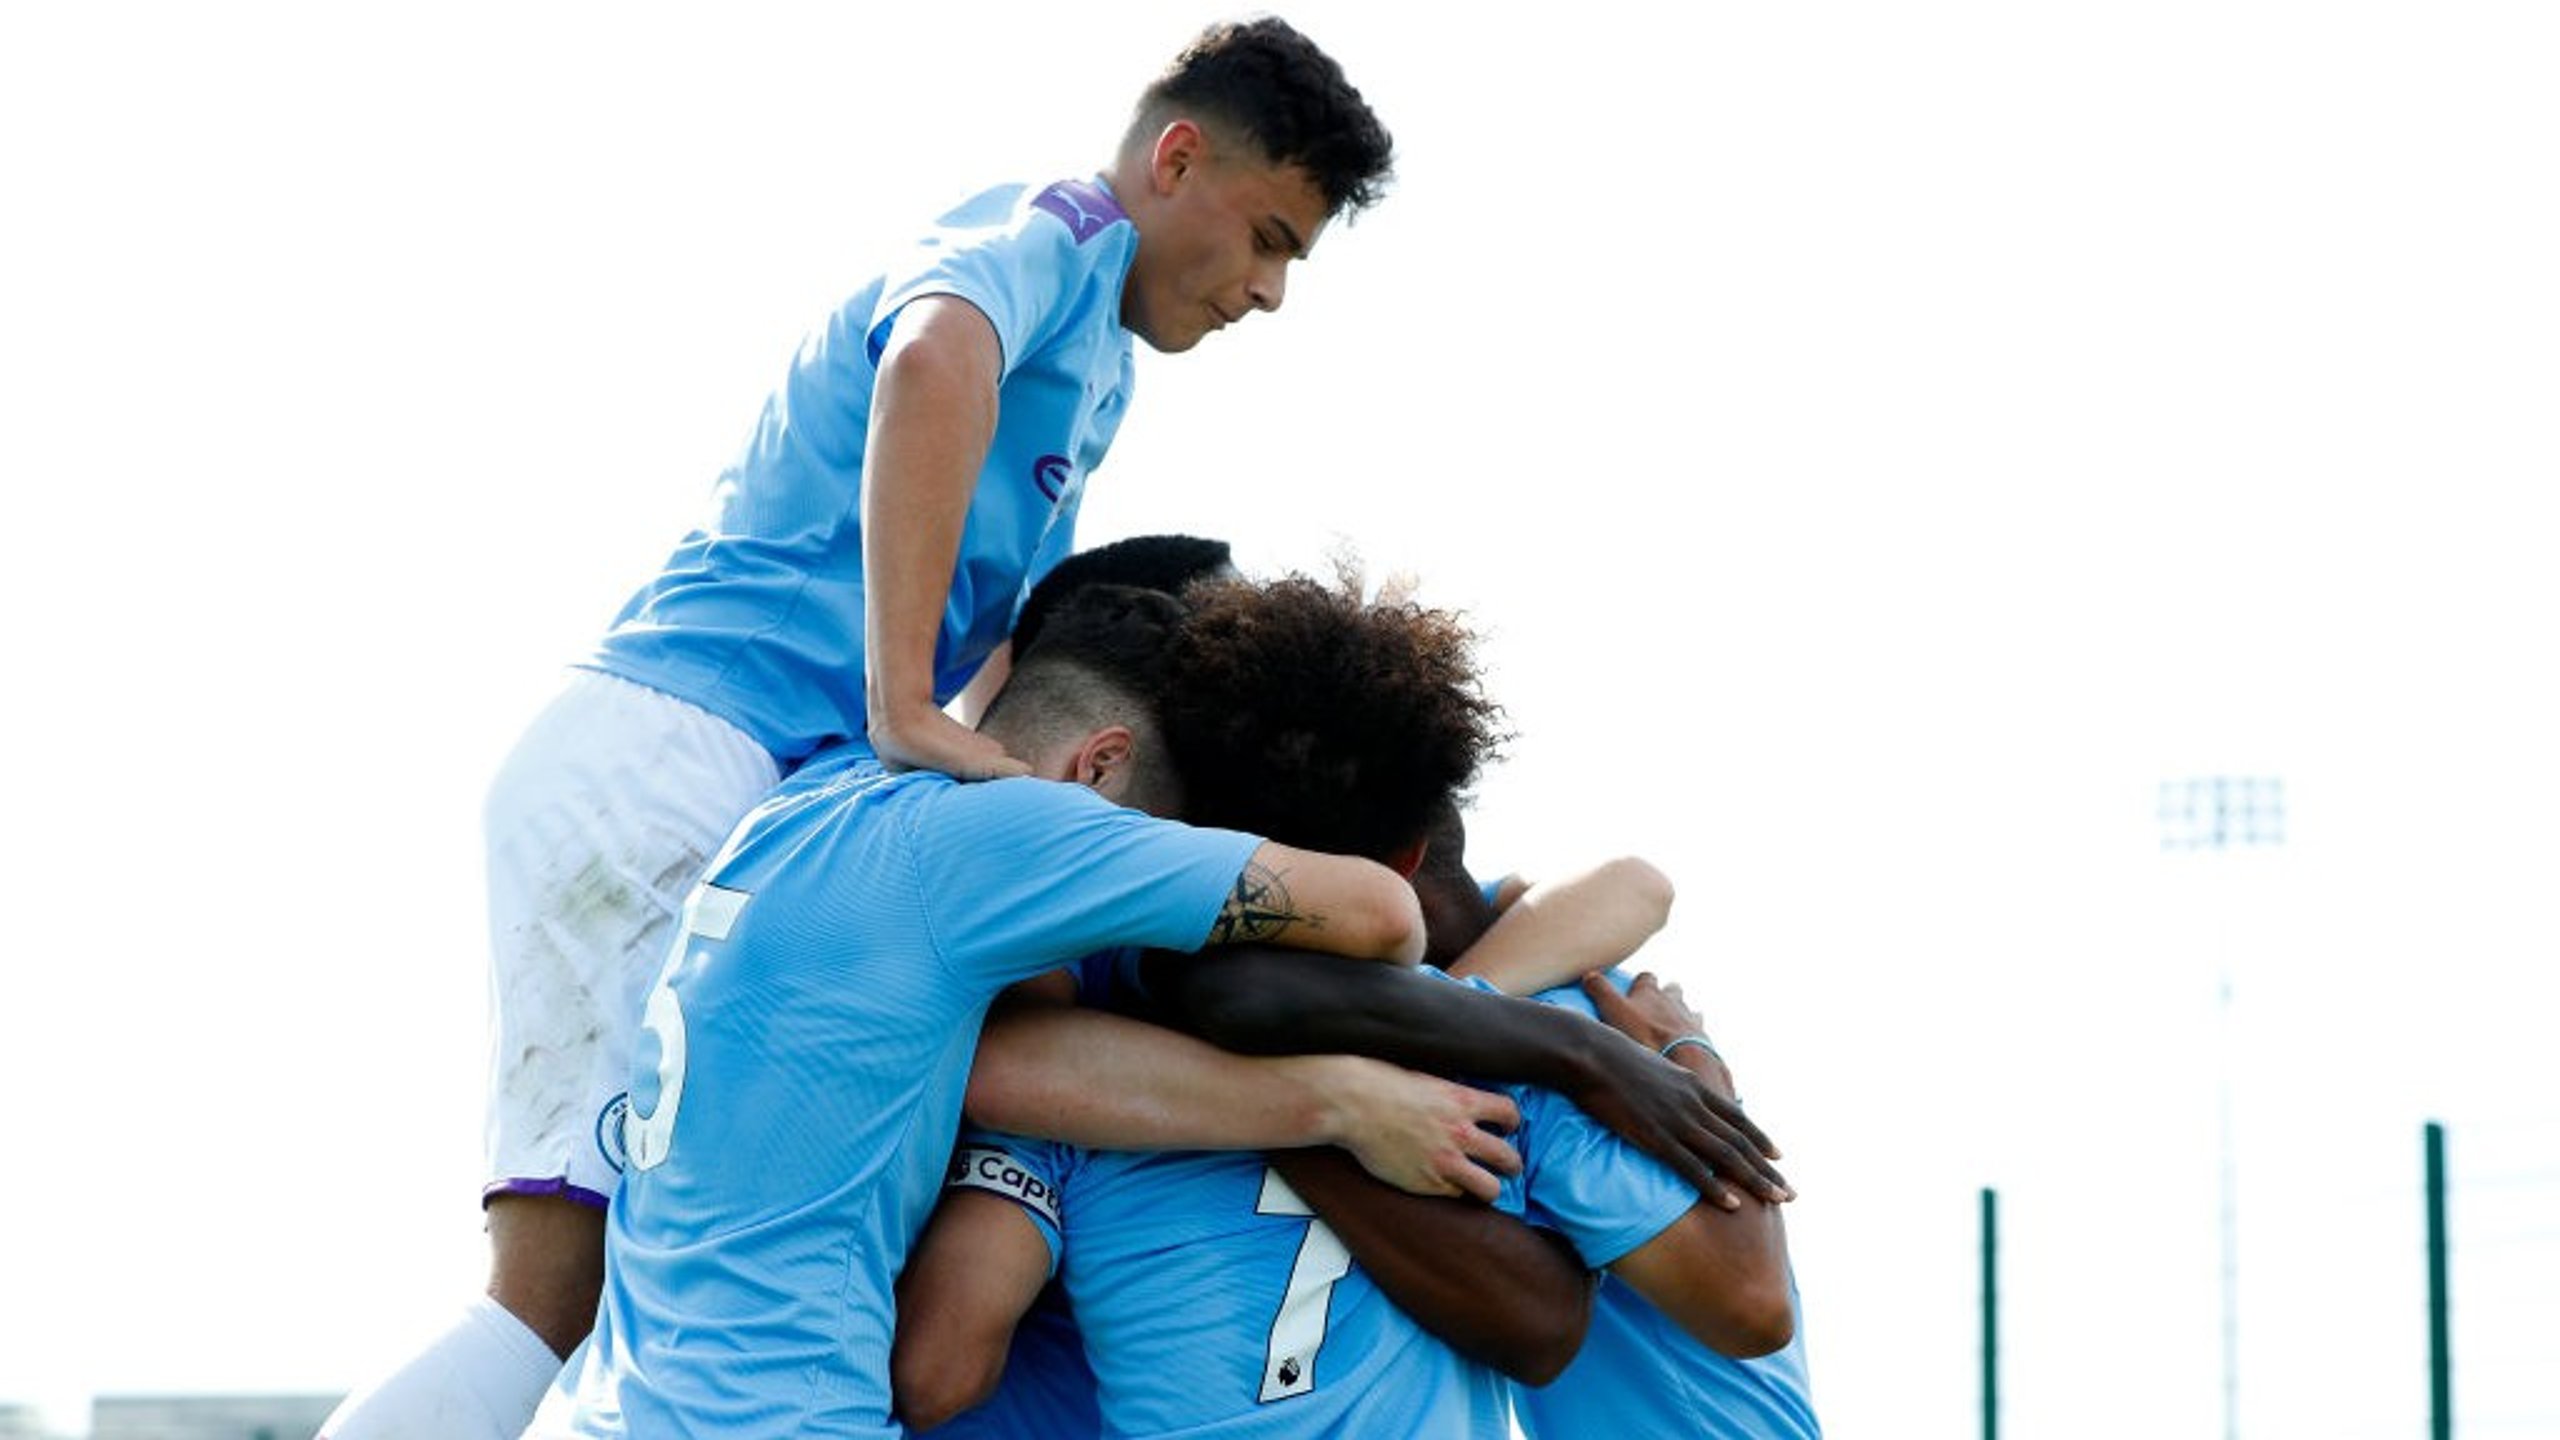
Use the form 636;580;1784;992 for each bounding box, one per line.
625;884;752;1171
1255;1168;1352;1403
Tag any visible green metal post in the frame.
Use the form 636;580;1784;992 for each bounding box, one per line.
1981;1186;1998;1440
2426;1121;2450;1440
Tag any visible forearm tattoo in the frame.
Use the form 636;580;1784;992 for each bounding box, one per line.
1209;861;1321;945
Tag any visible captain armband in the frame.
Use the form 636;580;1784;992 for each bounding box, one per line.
945;1144;1063;1228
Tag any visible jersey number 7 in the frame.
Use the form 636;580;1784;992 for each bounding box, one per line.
1255;1168;1352;1403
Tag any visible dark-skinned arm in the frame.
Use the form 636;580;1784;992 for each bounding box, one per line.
1266;1145;1595;1384
1144;946;1791;1210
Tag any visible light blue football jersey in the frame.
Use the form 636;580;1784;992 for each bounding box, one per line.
540;745;1259;1440
1510;972;1823;1440
943;973;1715;1440
955;1132;1516;1440
1515;1272;1822;1440
588;177;1140;765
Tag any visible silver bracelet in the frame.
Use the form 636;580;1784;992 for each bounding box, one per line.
1660;1033;1721;1063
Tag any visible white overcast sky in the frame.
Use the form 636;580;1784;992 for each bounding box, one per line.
4;3;2557;1436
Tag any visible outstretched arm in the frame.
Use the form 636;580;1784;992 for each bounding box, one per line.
1201;841;1427;966
1268;1147;1595;1384
1147;947;1790;1210
1442;855;1674;996
986;969;1593;1382
968;989;1522;1200
948;818;1429;1186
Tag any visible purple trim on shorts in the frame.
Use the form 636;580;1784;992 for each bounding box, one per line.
484;1176;613;1211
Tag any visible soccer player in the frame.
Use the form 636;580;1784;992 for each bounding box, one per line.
901;945;1795;1439
956;550;1783;1213
898;546;1628;1438
1517;974;1825;1439
892;583;1797;1438
323;22;1395;1440
1425;816;1826;1440
524;571;1517;1439
899;561;1794;1434
893;872;1708;1436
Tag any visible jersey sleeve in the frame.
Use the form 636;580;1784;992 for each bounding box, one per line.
1514;1085;1702;1270
869;180;1129;377
1435;969;1699;1269
908;778;1262;988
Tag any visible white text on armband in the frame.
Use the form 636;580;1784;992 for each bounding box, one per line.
947;1146;1063;1228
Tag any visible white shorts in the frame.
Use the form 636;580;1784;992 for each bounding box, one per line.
482;669;780;1206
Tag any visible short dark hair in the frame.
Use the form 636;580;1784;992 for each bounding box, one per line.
980;583;1187;765
1013;534;1236;658
1132;16;1395;217
1159;572;1505;861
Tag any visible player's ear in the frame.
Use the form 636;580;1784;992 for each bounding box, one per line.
1384;838;1428;880
1075;726;1139;798
1150;118;1205;192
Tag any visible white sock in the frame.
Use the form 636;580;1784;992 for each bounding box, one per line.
319;1295;564;1440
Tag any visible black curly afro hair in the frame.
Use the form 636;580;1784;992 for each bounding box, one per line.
1159;571;1506;861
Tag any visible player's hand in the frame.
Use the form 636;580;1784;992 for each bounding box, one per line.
1583;971;1738;1099
1321;1055;1523;1203
871;702;1031;780
1564;1013;1790;1212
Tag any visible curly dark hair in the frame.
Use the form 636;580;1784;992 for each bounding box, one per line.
1159;572;1506;861
1131;15;1395;217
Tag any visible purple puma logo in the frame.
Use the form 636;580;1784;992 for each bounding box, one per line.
1032;179;1126;245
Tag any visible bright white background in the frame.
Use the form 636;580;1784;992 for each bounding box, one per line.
4;3;2556;1436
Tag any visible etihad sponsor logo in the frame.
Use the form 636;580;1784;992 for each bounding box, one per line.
1033;453;1073;501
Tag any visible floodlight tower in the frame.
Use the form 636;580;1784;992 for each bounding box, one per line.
2158;776;2286;1440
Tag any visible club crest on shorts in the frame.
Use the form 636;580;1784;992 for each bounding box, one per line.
596;1092;633;1174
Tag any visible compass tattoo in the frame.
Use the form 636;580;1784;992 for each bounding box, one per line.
1209;861;1320;945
